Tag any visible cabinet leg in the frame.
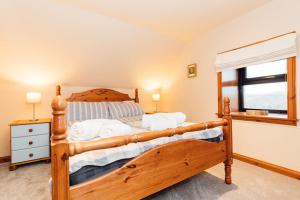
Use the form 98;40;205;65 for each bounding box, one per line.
9;165;17;171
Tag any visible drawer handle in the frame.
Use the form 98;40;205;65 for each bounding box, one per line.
29;153;34;158
28;141;33;145
28;128;33;133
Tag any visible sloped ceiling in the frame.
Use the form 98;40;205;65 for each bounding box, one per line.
0;0;270;88
58;0;271;41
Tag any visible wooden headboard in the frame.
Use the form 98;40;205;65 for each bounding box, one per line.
56;85;139;103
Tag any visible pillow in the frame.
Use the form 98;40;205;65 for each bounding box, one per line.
107;101;144;119
67;102;110;122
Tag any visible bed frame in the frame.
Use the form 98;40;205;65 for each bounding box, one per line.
51;85;232;200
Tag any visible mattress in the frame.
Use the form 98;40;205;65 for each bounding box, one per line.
70;158;132;186
69;136;222;186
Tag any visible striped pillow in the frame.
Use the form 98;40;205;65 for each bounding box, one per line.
108;101;144;119
67;102;110;122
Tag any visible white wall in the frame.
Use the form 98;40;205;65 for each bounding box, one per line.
0;0;182;157
162;0;300;171
0;0;183;88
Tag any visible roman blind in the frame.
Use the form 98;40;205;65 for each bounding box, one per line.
215;32;297;72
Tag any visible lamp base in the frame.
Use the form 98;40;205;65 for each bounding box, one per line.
30;104;39;122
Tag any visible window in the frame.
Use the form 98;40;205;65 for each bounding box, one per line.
217;57;297;126
238;59;287;114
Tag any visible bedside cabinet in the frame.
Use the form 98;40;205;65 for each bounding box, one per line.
9;118;51;170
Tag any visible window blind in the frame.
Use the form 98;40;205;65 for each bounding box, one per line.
215;32;297;72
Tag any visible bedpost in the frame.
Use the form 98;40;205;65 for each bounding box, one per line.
56;85;61;96
135;88;139;103
223;96;232;184
51;95;70;200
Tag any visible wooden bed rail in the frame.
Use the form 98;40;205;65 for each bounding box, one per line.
68;120;227;156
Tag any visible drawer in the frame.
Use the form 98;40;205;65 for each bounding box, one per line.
12;134;49;151
11;146;49;164
11;123;49;138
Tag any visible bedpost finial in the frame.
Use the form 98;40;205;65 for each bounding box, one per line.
56;85;61;96
51;95;67;111
135;88;139;103
223;97;230;116
51;95;67;140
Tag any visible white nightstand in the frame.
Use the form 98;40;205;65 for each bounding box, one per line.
9;118;51;170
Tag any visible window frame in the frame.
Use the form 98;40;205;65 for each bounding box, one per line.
217;57;297;126
237;65;288;114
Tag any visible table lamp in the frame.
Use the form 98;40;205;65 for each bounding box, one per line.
26;92;42;121
152;93;160;113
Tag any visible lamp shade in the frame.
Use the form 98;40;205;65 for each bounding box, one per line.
152;93;160;102
26;92;42;104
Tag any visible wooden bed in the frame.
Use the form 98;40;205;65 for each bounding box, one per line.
51;85;233;200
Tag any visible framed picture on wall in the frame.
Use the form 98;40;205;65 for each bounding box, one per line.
187;63;197;78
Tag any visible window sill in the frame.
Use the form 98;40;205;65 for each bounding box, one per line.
217;112;298;126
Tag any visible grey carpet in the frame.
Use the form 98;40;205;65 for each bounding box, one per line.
145;172;237;200
0;160;299;200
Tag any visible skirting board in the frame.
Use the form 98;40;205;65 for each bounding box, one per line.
233;153;300;180
0;156;10;164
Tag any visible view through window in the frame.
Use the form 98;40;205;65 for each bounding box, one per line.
238;59;287;114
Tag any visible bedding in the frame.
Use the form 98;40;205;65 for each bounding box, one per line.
107;101;144;118
65;103;223;186
68;116;223;174
142;112;186;131
70;134;222;186
67;102;110;122
142;112;186;128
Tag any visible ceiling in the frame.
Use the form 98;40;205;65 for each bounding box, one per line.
58;0;271;41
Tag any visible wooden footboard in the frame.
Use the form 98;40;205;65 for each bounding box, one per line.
70;140;226;200
51;90;232;200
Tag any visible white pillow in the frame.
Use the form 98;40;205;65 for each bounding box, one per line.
108;101;144;119
67;102;110;122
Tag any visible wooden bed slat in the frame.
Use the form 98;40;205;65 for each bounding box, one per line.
70;140;226;200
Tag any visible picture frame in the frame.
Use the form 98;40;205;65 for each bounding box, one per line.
187;63;197;78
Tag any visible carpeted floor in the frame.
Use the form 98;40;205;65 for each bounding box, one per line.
0;160;299;200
